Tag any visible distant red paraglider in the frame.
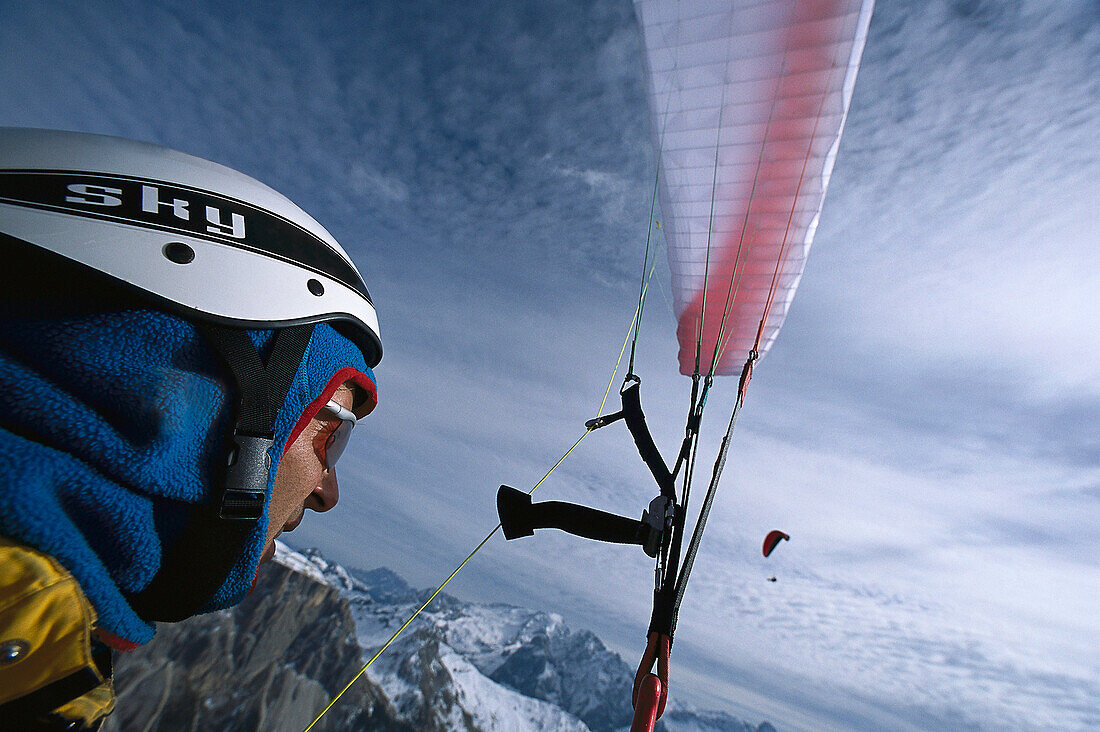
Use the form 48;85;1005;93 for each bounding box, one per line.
762;530;789;558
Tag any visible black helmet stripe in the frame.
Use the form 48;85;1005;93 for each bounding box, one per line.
0;170;371;303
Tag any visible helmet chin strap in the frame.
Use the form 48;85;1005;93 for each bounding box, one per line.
128;324;313;622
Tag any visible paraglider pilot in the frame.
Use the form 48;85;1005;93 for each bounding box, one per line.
0;128;382;730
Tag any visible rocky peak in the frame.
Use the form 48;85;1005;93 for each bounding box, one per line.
103;559;408;732
102;544;776;732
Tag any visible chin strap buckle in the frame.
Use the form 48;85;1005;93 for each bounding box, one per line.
219;433;274;520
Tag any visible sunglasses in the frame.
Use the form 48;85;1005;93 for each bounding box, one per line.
319;399;357;469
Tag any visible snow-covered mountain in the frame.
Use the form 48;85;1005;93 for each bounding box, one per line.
277;543;775;732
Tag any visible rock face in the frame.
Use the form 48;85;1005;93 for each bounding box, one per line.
101;546;775;732
102;560;409;732
288;547;777;732
484;625;635;729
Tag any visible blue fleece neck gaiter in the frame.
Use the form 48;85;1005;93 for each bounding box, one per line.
0;289;375;645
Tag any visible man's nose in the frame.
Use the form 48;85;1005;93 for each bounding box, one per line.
307;468;340;512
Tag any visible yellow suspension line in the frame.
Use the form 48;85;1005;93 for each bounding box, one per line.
302;431;589;732
303;266;659;732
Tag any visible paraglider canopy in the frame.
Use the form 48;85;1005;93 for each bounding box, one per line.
762;530;790;557
632;0;874;375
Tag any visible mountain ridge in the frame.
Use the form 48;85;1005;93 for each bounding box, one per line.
278;543;776;732
104;542;775;731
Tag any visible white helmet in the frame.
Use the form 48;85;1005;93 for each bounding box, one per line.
0;127;381;366
0;127;383;621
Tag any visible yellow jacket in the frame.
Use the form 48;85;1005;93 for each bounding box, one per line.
0;536;115;729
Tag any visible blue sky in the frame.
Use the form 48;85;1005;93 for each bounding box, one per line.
3;1;1097;730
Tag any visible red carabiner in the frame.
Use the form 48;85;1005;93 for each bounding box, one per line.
630;632;670;731
630;673;663;732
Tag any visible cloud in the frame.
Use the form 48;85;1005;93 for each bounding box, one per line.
4;1;1098;730
801;0;1100;397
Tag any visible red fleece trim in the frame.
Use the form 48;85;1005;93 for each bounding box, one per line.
283;367;377;455
94;628;139;652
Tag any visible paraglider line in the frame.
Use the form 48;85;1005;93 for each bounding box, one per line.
691;93;727;380
707;4;795;379
629;87;674;378
301;519;503;732
615;257;660;407
304;276;652;732
667;3;797;631
707;256;749;378
669;359;751;635
691;0;738;382
303;431;592;732
753;28;844;355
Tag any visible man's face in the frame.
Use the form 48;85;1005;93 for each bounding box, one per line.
258;384;358;564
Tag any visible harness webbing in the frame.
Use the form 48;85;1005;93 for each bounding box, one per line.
620;383;675;498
